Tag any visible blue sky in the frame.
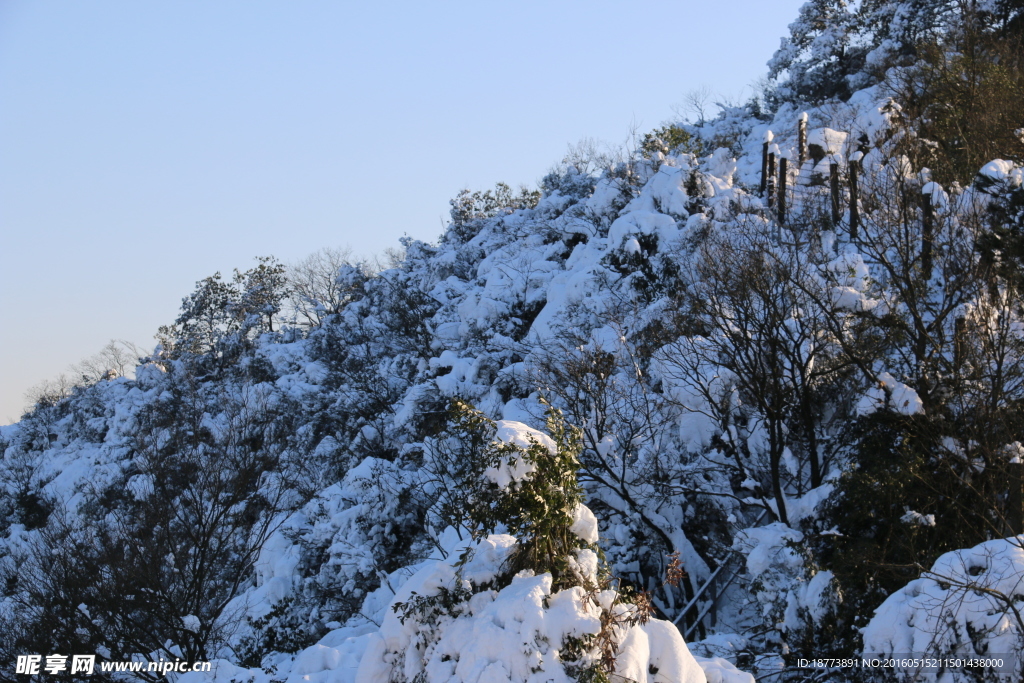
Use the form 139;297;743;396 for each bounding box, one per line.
0;0;805;423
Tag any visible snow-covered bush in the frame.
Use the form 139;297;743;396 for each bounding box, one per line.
355;403;709;683
863;536;1024;682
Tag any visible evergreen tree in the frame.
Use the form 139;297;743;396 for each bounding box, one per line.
768;0;864;103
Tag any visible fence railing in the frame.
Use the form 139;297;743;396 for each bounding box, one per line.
672;510;768;639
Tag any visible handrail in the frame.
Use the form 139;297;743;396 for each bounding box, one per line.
672;509;768;632
672;554;734;625
684;554;745;640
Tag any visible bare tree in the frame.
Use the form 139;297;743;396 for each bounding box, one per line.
72;340;145;383
673;85;714;126
560;137;615;176
22;340;145;414
23;373;76;412
288;246;364;327
659;215;856;525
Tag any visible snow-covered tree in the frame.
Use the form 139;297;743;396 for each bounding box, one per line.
356;402;711;683
768;0;864;103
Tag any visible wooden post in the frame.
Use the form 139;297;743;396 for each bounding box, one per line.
830;162;841;226
954;316;966;371
760;131;773;197
921;185;934;281
778;156;788;225
767;151;777;208
798;113;807;168
1009;462;1024;536
849;153;861;241
760;141;769;196
709;574;718;629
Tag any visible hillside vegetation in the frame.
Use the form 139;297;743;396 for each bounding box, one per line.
3;2;1024;681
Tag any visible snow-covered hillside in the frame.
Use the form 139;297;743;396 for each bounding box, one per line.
4;2;1024;681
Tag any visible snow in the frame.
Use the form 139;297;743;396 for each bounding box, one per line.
900;509;936;527
494;419;557;454
831;285;878;312
1003;442;1024;465
856;372;924;416
735;523;804;578
616;620;708;683
351;533;709;683
863;536;1024;681
126;473;154;500
806;127;847;156
705;148;736;189
922;180;949;210
635;163;692;218
11;49;1024;683
608;210;680;249
179;634;374;683
979;159;1020;184
431;351;488;397
570;503;600;544
784;484;835;524
500;394;545;424
798;570;835;624
694;657;755;683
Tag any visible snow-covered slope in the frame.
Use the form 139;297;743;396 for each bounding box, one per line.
4;50;1024;681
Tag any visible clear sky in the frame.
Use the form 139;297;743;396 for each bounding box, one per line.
0;0;805;424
